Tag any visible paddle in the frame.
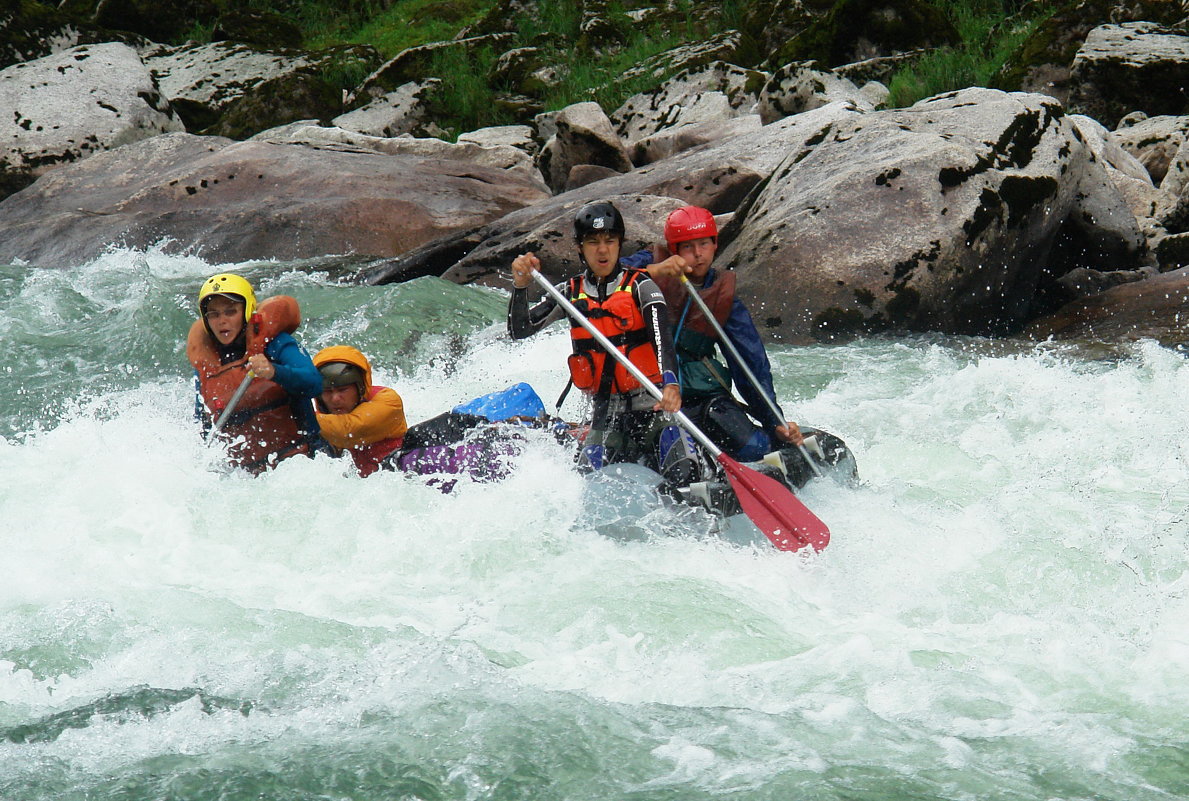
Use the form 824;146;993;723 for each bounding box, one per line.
529;269;829;552
678;275;824;478
206;368;255;443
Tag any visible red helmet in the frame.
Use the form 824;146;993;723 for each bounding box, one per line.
664;205;717;252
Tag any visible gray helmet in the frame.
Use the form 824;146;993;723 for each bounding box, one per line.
318;362;366;395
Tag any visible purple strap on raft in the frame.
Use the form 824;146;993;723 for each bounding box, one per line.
395;438;520;492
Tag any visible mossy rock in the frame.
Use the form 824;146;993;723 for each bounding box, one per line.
94;0;222;44
463;0;544;37
357;33;514;98
1;0;105;68
738;0;815;57
203;69;342;139
993;0;1189;92
316;43;384;93
770;0;960;69
415;0;476;23
212;9;303;49
576;12;632;53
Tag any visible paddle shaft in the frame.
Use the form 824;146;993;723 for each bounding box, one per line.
529;268;830;551
529;270;724;458
678;276;823;478
207;368;255;442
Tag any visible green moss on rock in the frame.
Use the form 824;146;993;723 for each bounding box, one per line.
204;69;341;139
772;0;960;69
811;306;879;341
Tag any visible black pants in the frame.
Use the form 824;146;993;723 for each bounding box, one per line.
682;394;771;461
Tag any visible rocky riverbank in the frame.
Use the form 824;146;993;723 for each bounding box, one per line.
2;0;1189;346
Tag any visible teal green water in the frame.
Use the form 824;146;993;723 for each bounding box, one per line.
1;251;1187;800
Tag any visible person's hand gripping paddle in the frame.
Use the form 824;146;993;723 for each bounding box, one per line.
206;368;255;443
678;275;823;479
530;269;829;552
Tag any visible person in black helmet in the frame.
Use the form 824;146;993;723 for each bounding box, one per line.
507;200;707;486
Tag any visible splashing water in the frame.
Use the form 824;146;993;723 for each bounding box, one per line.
1;251;1187;800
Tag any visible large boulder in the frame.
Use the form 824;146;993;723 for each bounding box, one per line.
537;101;633;194
718;88;1147;342
1069;22;1189;128
1112;113;1189;186
616;30;746;85
757;60;883;124
145;41;379;134
0;132;553;267
251;122;545;188
332;80;443;138
611;61;767;159
351;33;515;102
0;42;183;200
993;0;1188;104
1;0;133;69
1069;113;1161;223
1023;266;1189;346
359;101;867;286
203;69;343;139
1109;113;1189;254
629;115;764;167
458;124;537;155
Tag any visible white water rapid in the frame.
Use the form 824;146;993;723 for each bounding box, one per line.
1;251;1187;800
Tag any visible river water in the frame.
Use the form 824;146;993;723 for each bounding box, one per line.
1;250;1187;800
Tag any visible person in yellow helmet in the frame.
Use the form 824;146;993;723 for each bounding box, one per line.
186;273;323;473
313;345;408;477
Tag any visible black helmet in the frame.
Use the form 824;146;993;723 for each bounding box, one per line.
573;201;625;243
319;362;366;395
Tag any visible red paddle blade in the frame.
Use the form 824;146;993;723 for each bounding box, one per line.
719;454;830;552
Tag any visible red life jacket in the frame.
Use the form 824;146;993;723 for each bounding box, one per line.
566;269;662;395
186;295;313;473
348;385;406;477
655;270;736;336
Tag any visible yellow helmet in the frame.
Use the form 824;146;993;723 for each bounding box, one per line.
198;273;257;320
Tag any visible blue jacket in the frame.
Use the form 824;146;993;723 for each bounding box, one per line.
686;268;785;430
264;332;323;436
632;246;787;431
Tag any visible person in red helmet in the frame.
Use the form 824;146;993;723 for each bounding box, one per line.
507;200;708;487
648;205;804;462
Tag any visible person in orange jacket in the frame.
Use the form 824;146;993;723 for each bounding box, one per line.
313;346;408;476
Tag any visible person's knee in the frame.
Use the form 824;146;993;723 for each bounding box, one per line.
735;429;770;461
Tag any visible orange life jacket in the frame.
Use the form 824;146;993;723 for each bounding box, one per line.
186;295;314;473
566;269;662;396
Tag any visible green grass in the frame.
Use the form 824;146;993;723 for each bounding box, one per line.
313;0;493;55
427;44;517;134
885;0;1044;108
176;0;1039;133
514;0;583;41
541;31;693;112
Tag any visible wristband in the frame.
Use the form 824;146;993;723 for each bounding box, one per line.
661;371;678;386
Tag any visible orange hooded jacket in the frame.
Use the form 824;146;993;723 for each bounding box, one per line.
313;345;407;476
